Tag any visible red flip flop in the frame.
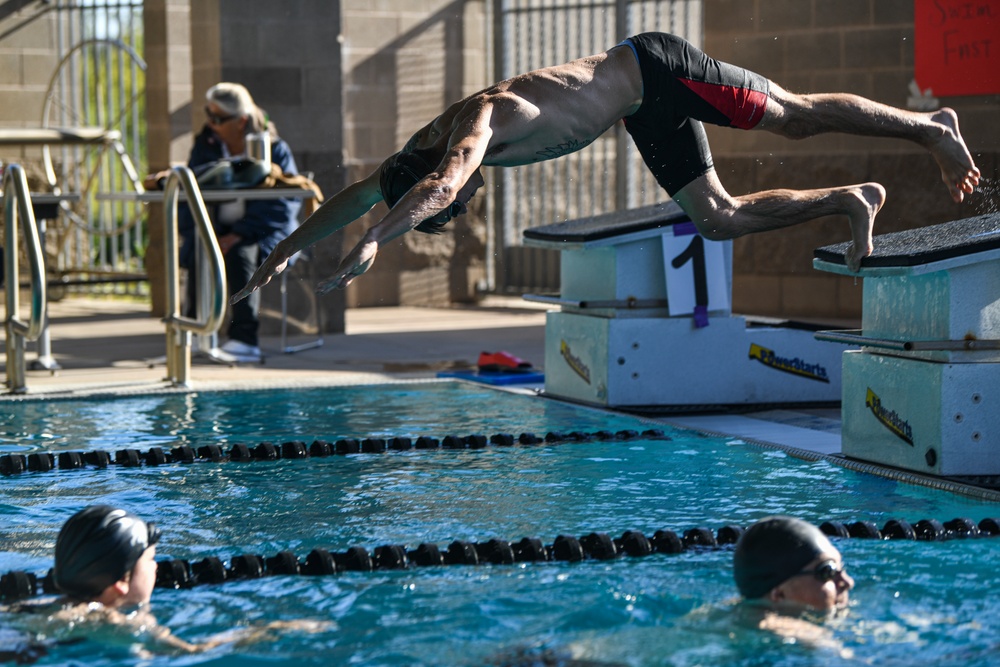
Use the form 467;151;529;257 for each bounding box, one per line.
478;351;533;373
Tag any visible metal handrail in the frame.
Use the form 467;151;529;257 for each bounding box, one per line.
162;166;227;386
815;329;1000;352
3;165;48;394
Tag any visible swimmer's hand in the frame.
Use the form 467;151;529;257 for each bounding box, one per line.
758;614;852;657
316;239;378;293
230;250;291;305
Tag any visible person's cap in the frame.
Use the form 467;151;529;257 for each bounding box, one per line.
378;151;454;234
379;151;433;206
53;505;161;600
733;515;833;599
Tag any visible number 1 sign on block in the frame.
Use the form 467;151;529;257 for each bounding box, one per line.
661;222;729;327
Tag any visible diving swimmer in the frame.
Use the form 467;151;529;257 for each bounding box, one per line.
230;32;979;304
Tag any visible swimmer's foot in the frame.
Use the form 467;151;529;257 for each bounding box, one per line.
845;182;886;272
928;108;980;203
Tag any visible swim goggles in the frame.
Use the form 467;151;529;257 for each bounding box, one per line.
795;559;845;583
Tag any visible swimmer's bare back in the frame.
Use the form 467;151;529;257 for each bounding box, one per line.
405;46;642;168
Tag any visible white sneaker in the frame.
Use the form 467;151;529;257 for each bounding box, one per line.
219;339;262;363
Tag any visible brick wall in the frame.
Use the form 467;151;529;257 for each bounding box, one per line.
0;6;60;172
145;0;194;314
340;0;489;307
191;0;348;332
703;0;999;321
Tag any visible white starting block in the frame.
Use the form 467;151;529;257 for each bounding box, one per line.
814;212;1000;477
523;202;851;409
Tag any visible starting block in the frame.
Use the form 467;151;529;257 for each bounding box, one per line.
814;212;1000;477
523;202;851;409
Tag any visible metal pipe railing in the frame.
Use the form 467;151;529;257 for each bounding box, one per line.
815;329;1000;352
3;164;48;394
162;166;226;386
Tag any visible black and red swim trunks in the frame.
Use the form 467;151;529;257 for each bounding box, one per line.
621;32;770;195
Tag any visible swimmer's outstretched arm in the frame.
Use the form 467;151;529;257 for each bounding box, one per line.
151;619;332;654
229;166;386;305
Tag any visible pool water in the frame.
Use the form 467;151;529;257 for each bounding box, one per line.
2;381;999;666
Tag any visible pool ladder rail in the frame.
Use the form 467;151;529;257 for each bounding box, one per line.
2;165;47;395
161;166;227;386
2;517;999;601
2;164;227;392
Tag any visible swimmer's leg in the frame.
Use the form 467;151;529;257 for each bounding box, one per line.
758;83;980;203
673;169;886;272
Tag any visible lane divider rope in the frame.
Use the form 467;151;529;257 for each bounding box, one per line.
3;517;997;601
0;429;671;476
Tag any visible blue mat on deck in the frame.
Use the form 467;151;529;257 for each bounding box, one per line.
437;370;545;386
815;212;1000;268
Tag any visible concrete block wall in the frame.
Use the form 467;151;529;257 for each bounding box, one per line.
340;0;489;308
185;0;348;333
144;0;194;316
703;0;999;321
0;5;61;172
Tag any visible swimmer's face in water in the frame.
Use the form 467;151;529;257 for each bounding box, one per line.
769;551;853;611
119;545;158;607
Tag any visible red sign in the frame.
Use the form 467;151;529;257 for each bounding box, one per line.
914;0;1000;97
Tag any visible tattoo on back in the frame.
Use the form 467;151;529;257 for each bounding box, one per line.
535;139;593;161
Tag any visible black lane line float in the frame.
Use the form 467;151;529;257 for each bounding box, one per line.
3;518;997;601
0;429;672;476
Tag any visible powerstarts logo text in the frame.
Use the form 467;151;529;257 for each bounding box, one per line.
748;343;830;383
560;340;591;385
865;388;914;446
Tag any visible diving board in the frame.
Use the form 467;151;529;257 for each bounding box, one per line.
814;212;1000;477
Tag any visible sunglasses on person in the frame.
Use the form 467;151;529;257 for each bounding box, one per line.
204;106;237;125
795;559;845;583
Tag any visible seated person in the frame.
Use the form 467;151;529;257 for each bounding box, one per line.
733;515;854;650
6;504;326;657
179;82;302;362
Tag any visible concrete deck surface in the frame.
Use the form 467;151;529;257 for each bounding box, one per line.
1;297;549;397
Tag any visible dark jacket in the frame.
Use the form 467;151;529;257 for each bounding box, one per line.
178;125;301;269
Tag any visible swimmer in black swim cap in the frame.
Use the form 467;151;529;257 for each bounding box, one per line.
33;505;332;656
53;505;161;607
734;516;853;611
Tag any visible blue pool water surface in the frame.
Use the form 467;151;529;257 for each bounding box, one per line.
1;381;999;666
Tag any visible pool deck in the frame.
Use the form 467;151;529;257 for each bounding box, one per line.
0;296;548;392
1;296;846;455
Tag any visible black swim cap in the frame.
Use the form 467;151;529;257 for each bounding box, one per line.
733;516;833;599
53;505;160;600
378;151;456;234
